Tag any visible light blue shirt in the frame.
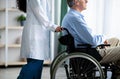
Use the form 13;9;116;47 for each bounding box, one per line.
62;9;105;47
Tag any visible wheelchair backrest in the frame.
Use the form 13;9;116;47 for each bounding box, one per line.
59;28;75;52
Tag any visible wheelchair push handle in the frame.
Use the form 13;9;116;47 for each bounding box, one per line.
62;28;71;35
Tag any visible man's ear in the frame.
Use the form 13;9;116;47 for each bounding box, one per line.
74;0;80;4
77;0;80;2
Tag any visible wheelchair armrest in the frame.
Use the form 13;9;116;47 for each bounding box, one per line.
77;44;110;49
77;44;92;48
97;44;111;49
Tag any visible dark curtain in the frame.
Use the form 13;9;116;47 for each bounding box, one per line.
58;0;68;52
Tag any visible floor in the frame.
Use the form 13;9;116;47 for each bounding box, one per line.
0;66;50;79
0;66;117;79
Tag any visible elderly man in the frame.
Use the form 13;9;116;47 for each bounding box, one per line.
62;0;120;65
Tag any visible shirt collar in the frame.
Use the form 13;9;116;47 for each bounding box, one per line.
69;8;84;17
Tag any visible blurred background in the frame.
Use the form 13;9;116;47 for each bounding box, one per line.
0;0;120;79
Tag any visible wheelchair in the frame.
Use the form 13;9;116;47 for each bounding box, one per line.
50;28;118;79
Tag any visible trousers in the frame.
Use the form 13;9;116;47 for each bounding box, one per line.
17;58;44;79
98;38;120;64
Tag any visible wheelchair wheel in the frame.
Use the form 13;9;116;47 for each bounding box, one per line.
50;50;68;75
51;52;105;79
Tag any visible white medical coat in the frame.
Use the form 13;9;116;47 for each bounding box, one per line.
20;0;57;60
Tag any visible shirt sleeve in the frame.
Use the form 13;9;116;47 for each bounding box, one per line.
70;16;106;46
28;0;57;31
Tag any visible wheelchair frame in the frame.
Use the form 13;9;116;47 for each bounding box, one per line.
50;28;117;79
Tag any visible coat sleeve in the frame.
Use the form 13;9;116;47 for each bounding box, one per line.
28;0;57;31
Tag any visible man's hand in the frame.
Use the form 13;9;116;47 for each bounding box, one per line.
103;40;111;48
104;40;108;44
55;26;63;32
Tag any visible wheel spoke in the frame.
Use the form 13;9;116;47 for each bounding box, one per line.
51;53;105;79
